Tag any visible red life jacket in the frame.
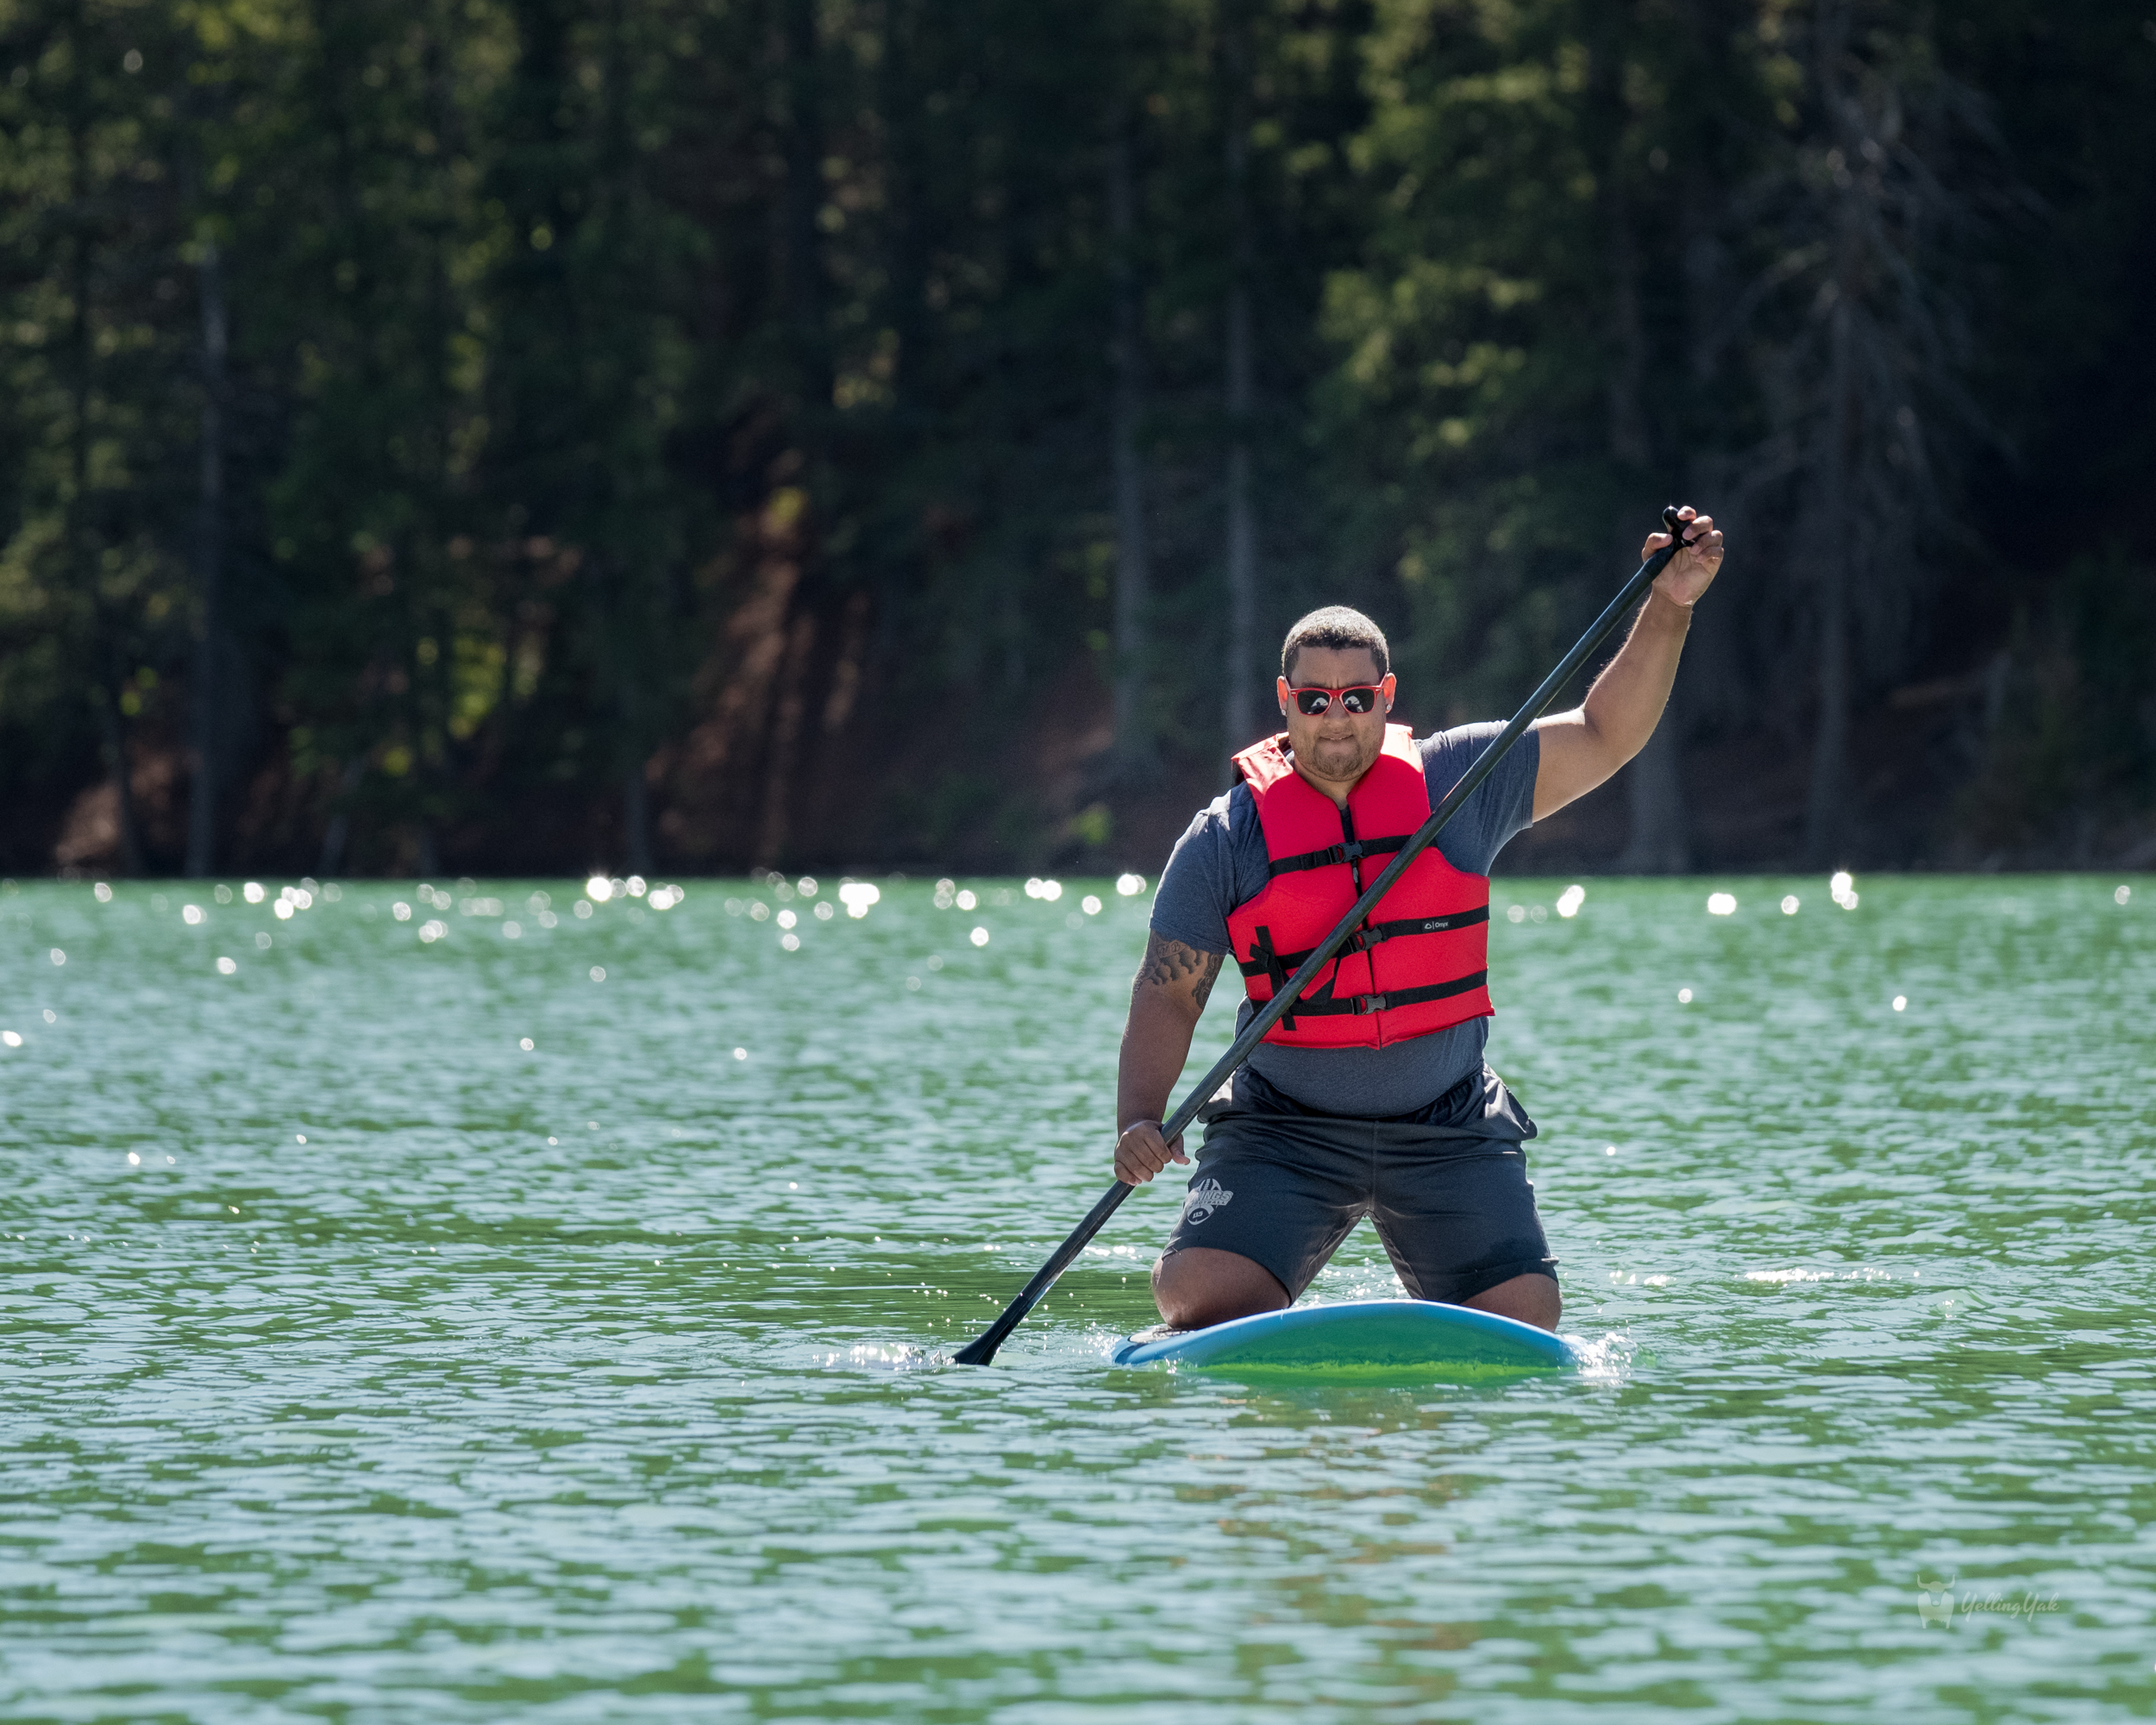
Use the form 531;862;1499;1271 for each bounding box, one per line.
1224;724;1493;1049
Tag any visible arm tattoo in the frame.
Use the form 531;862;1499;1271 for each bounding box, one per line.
1190;951;1224;1010
1135;932;1227;1008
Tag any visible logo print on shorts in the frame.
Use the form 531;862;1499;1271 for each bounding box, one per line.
1182;1178;1233;1225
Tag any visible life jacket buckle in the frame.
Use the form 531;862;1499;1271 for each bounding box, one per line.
1351;992;1387;1015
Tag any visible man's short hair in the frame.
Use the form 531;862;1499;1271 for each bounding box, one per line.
1281;605;1389;684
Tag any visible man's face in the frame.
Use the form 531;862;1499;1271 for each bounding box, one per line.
1277;646;1395;787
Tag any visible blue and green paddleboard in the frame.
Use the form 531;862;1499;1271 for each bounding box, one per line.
1110;1299;1579;1383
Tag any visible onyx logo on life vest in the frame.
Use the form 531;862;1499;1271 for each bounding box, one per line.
1181;1179;1234;1225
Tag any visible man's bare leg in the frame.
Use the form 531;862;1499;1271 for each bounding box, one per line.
1461;1272;1561;1332
1156;1252;1557;1333
1151;1246;1288;1330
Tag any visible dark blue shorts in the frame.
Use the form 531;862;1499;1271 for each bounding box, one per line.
1161;1064;1557;1305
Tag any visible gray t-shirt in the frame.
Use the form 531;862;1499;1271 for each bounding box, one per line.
1150;723;1539;1117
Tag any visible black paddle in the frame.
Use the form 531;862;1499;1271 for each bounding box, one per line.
952;506;1698;1366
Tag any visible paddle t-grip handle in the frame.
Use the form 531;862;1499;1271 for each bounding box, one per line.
952;510;1695;1366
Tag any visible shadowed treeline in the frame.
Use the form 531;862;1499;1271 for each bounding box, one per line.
3;1;2153;878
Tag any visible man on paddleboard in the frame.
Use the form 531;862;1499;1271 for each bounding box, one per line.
1113;509;1724;1333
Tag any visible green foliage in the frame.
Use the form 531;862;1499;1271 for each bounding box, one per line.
1962;550;2156;848
0;0;2151;872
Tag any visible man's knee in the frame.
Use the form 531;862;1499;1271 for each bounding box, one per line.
1460;1270;1561;1332
1152;1246;1289;1330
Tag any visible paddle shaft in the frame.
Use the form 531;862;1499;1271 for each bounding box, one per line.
951;512;1691;1365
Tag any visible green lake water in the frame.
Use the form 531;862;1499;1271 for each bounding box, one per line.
3;870;2153;1722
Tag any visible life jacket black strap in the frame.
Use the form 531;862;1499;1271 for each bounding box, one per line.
1237;906;1489;979
1264;832;1411;877
1248;924;1297;1030
1266;970;1489;1018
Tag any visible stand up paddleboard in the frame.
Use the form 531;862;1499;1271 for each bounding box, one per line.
1110;1299;1578;1383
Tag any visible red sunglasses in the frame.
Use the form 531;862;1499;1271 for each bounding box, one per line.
1285;683;1386;717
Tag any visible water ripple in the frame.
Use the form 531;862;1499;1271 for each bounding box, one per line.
3;874;2152;1720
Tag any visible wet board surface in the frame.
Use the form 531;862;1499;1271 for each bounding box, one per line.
1109;1299;1579;1382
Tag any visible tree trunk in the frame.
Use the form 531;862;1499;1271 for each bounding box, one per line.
1594;20;1688;871
1804;437;1852;863
1619;706;1691;871
1602;202;1649;467
1604;280;1682;875
755;612;819;869
1805;518;1852;863
1588;3;1650;471
94;694;146;878
1108;92;1155;779
1804;281;1858;864
1221;3;1258;764
65;65;143;877
880;0;927;413
319;759;365;875
186;233;229;878
623;766;653;874
596;552;657;875
874;0;927;662
1804;4;1859;867
319;812;351;877
780;0;832;423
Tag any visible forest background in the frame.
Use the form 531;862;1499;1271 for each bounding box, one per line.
3;0;2153;881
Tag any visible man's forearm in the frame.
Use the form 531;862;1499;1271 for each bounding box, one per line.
1117;986;1200;1128
1582;586;1692;760
1112;935;1225;1183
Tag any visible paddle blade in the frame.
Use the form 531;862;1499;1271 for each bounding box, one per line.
951;1331;1002;1366
951;1179;1135;1365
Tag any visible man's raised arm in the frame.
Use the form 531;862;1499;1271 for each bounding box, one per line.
1532;507;1726;820
1112;933;1225;1186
